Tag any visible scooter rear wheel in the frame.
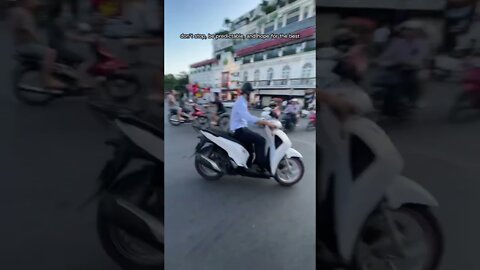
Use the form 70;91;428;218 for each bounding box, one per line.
97;169;163;270
194;147;224;181
168;113;182;126
352;205;443;270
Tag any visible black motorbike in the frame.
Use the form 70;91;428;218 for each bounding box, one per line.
281;112;297;132
87;103;163;270
371;65;419;119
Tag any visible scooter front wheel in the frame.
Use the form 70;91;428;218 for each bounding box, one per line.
274;157;304;186
13;66;56;106
306;121;315;131
352;205;443;270
168;113;182;126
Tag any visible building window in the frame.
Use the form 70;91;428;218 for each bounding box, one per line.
282;65;290;85
267;48;280;59
303;6;309;19
267;68;274;82
301;63;312;78
243;71;248;82
254;53;264;62
277;16;283;29
286;8;300;25
305;39;315;51
283;44;297;56
242;56;252;64
264;22;275;33
254;69;260;82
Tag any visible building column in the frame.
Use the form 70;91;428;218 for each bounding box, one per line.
299;6;304;21
283;15;287;27
274;17;279;30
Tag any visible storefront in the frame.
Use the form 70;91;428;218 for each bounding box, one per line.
257;89;307;107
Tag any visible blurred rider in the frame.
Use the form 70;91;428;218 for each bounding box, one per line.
10;0;65;90
167;90;187;121
210;93;226;125
231;83;276;171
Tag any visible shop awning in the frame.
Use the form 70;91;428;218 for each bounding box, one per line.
318;0;447;11
190;58;219;68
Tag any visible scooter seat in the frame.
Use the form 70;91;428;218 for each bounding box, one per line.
203;128;246;148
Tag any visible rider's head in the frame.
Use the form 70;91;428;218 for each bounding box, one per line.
241;82;254;99
214;92;220;101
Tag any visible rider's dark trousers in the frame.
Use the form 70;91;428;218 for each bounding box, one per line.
233;127;267;167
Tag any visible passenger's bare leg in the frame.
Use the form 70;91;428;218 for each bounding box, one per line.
178;108;186;121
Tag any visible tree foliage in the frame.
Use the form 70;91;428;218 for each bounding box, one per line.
164;72;189;93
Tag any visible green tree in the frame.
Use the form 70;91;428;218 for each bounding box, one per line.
164;74;177;91
223;18;232;30
176;72;189;91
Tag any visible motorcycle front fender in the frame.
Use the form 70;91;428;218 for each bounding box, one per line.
385;176;439;209
286;148;303;159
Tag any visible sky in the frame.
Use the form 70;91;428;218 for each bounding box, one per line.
165;0;262;76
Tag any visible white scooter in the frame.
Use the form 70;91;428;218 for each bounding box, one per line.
194;120;305;186
317;89;444;269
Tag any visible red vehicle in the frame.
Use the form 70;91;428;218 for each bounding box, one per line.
13;40;141;106
168;102;209;131
306;110;316;131
449;65;480;121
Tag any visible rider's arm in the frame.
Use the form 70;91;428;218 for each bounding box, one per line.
238;101;261;124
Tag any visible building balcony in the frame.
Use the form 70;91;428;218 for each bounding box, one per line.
248;77;315;88
317;0;446;10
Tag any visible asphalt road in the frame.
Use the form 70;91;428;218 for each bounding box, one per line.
0;21;126;270
165;109;316;270
383;80;480;270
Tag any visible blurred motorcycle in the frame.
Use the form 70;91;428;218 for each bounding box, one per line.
85;102;163;270
13;39;141;106
306;111;316;131
317;88;443;270
448;64;480;122
168;102;209;130
281;112;297;132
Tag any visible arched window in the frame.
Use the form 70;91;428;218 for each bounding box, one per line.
281;66;290;85
267;68;274;80
243;71;248;82
254;69;260;81
301;63;312;78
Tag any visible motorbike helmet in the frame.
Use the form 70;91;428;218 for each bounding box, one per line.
241;82;254;95
269;101;277;108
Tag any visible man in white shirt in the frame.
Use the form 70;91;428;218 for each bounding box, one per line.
231;83;276;170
